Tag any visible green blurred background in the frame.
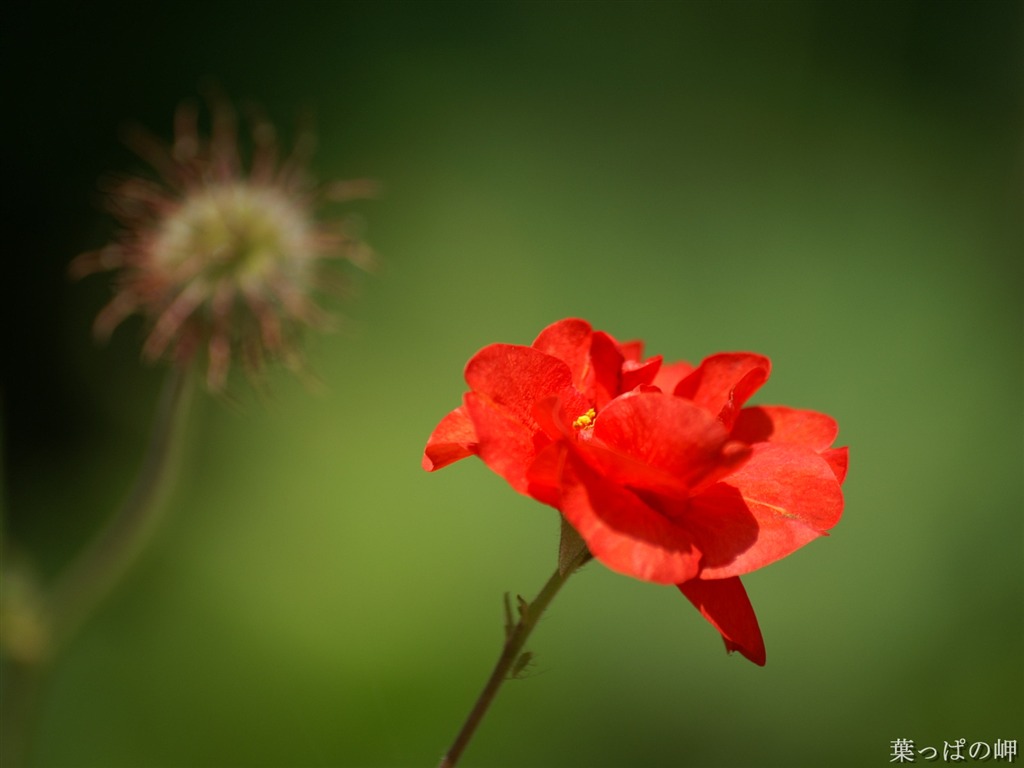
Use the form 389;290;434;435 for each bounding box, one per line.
3;1;1021;766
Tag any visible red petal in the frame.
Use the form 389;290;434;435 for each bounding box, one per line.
618;340;645;363
529;320;626;406
463;392;549;495
621;354;663;392
731;406;839;452
582;392;748;498
531;318;593;390
689;443;845;579
821;446;849;484
422;407;477;471
464;343;582;425
675;353;771;428
524;442;564;507
586;331;626;406
559;453;701;584
678;577;766;666
651;360;696;393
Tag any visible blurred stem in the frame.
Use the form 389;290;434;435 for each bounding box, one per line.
48;365;194;648
437;547;591;768
1;366;193;767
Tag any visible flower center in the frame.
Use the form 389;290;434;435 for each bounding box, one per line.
572;408;596;429
154;183;313;287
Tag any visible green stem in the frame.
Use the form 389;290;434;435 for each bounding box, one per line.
47;366;194;649
437;547;591;768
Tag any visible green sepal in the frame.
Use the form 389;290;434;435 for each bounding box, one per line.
558;514;591;576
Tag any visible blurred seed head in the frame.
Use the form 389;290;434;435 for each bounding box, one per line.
71;88;378;390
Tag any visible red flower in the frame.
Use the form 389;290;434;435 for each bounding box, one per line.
423;318;847;665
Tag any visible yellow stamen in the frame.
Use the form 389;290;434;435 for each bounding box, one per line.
573;408;596;429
